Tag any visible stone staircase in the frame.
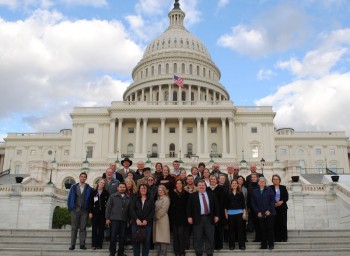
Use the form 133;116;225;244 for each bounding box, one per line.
1;229;350;256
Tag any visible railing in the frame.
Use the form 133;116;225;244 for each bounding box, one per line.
0;169;10;177
303;168;345;174
121;154;134;158
147;153;159;158
165;153;178;158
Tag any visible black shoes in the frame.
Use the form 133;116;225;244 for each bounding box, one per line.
260;246;267;249
269;245;274;250
80;245;87;250
239;246;246;250
68;245;75;250
229;247;235;250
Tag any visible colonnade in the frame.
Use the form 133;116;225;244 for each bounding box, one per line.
108;117;236;159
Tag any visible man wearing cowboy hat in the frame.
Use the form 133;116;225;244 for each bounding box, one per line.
117;157;135;178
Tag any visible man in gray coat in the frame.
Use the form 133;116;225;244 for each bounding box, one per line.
106;182;131;256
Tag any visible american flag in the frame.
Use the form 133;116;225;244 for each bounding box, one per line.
173;75;184;88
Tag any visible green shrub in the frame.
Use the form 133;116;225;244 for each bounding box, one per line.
52;207;71;229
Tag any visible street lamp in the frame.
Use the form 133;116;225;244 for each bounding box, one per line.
260;158;265;176
179;148;184;164
146;151;152;164
48;152;56;185
115;149;120;164
209;150;214;163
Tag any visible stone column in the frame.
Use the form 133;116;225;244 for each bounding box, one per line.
188;85;192;103
179;118;183;158
197;86;201;101
135;118;141;154
142;118;148;157
160;118;166;158
109;118;116;155
228;118;236;158
169;84;173;102
158;85;163;101
150;86;153;102
206;88;209;101
117;118;123;156
203;118;208;155
196;118;201;155
221;117;227;156
178;86;182;103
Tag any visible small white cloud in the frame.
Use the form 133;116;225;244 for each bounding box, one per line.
218;0;230;9
218;25;267;57
257;69;275;80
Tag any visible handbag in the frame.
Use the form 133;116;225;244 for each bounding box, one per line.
133;226;147;243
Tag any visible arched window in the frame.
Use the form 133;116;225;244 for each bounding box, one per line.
152;143;158;157
203;67;206;77
189;64;193;74
173;91;178;101
166;63;169;74
156;92;159;101
182;91;186;101
174;63;177;73
181;63;185;73
197;66;200;75
187;143;193;156
151;66;154;76
63;177;76;190
158;64;161;74
169;143;176;157
127;143;134;155
191;92;194;101
146;68;148;77
164;91;169;101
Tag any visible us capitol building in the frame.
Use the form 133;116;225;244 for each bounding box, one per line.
0;1;349;189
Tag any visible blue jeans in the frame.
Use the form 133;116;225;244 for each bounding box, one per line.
110;220;127;256
131;224;152;256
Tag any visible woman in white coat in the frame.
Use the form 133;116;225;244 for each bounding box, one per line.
153;185;170;256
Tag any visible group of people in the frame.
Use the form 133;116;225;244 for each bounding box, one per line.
67;158;289;256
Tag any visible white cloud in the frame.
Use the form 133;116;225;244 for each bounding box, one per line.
0;10;142;135
277;48;347;78
127;0;201;42
0;0;107;9
218;3;309;57
217;0;230;9
257;69;275;80
218;25;267;57
256;73;350;134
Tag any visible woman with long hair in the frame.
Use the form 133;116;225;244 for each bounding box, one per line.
225;179;246;250
169;179;189;256
202;168;210;187
153;185;171;256
130;184;155;256
237;175;248;242
88;178;109;250
125;177;138;198
154;162;163;181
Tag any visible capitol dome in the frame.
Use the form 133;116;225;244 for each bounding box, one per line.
123;0;230;103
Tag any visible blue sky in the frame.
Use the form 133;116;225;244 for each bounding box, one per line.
0;0;350;141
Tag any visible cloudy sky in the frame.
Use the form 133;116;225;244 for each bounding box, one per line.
0;0;350;141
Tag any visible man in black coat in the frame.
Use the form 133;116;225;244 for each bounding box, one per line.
187;180;219;256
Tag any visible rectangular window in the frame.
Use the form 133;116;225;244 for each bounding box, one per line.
315;148;321;155
152;127;158;133
187;127;193;133
251;146;259;158
329;149;336;155
316;163;323;173
17;150;22;156
128;128;134;134
251;127;258;133
30;150;36;155
211;127;217;133
280;148;287;155
169;127;176;133
87;146;93;158
88;128;94;134
330;164;337;173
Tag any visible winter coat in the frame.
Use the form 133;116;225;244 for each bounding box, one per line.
153;195;170;244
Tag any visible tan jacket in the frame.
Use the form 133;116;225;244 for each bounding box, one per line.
153;195;170;244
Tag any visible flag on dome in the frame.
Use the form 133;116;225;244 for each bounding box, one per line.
173;75;184;88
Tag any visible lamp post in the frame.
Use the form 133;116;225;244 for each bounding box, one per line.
260;158;265;176
179;148;184;164
146;151;151;164
48;151;56;185
115;149;120;164
209;150;214;163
